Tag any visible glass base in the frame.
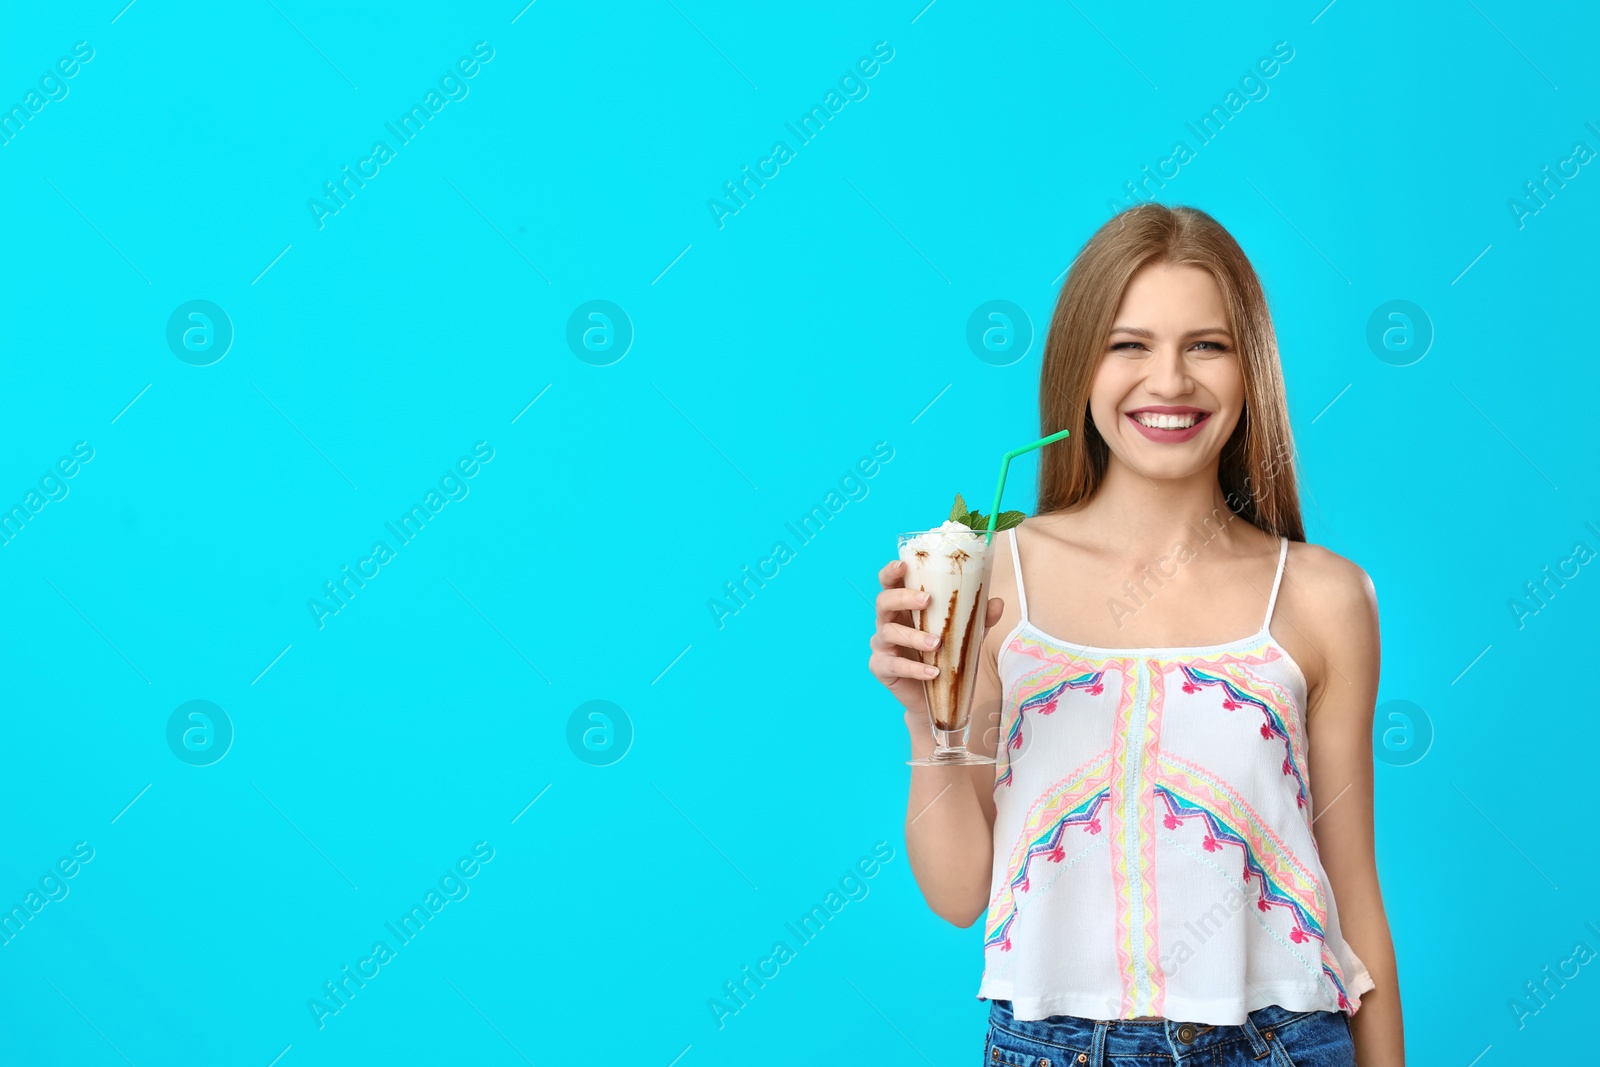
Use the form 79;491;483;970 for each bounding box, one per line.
908;746;995;767
908;725;993;766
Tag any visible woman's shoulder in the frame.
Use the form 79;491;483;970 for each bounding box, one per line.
1286;539;1376;612
1012;508;1089;545
1002;511;1062;556
1003;511;1093;575
1282;538;1379;659
987;513;1069;619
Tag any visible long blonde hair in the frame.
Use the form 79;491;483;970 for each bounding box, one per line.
1037;203;1304;541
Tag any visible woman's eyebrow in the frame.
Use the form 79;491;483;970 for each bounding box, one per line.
1108;325;1232;338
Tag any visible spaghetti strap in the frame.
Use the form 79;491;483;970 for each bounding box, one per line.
1262;536;1289;633
1008;526;1030;624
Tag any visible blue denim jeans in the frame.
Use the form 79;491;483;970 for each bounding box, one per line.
984;999;1356;1066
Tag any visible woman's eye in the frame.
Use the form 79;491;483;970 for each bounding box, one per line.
1110;340;1229;352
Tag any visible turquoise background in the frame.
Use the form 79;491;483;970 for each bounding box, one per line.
2;0;1596;1063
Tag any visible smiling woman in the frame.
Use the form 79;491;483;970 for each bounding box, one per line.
869;204;1405;1065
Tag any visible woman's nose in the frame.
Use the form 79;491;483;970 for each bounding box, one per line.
1145;347;1191;396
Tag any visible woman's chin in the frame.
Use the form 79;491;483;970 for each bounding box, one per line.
1110;441;1221;481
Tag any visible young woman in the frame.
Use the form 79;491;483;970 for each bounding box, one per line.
868;204;1403;1065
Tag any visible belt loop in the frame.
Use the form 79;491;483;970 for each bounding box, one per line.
1239;1010;1272;1059
1089;1020;1110;1066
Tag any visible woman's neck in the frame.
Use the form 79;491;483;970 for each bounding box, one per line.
1068;455;1248;558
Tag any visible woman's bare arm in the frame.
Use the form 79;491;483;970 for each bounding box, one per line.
869;551;1005;929
1300;549;1405;1064
901;598;1005;927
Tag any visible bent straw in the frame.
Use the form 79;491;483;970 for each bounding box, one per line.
985;428;1073;543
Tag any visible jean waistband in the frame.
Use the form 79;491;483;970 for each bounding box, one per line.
989;998;1314;1058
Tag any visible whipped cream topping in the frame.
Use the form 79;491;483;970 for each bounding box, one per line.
902;520;987;553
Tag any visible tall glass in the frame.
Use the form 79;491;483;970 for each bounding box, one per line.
897;527;996;766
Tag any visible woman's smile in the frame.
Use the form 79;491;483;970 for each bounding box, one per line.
1124;404;1212;443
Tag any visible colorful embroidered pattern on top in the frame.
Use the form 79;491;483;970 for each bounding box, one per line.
996;667;1109;787
1109;657;1166;1017
1176;660;1310;810
995;638;1114;789
983;752;1113;953
986;623;1362;1016
1154;753;1357;1010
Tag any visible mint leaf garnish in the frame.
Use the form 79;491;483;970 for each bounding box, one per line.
945;493;1024;532
948;507;984;531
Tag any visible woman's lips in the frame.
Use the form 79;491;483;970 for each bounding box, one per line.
1125;410;1210;443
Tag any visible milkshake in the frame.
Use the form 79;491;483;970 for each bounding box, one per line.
898;520;997;764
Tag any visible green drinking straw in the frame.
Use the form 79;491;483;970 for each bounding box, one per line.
985;428;1073;543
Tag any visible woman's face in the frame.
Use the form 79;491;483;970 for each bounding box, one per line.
1087;261;1245;481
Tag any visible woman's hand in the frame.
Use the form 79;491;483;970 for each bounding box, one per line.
867;558;1004;720
868;558;938;718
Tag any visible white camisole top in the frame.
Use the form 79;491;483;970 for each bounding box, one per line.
977;527;1375;1024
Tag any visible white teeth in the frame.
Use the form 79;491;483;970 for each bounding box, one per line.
1133;412;1201;429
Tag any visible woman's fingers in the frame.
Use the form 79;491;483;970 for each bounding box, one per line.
986;595;1005;627
869;558;936;711
876;584;928;623
877;558;930;613
880;620;938;653
869;647;939;681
